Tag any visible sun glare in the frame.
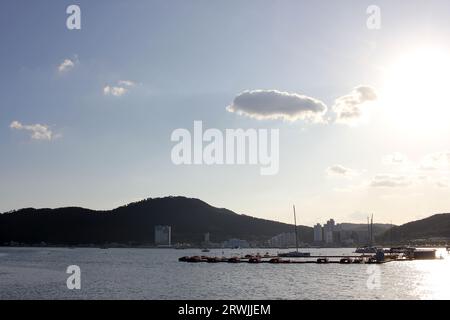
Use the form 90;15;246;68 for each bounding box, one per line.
381;47;450;131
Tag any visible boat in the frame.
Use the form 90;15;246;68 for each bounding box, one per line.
277;205;311;258
248;256;261;263
228;257;240;263
355;214;381;254
201;248;210;253
412;249;437;260
206;257;220;263
186;256;202;263
387;246;415;254
355;246;381;254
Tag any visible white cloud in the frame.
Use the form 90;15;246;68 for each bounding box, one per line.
333;86;377;124
419;152;450;171
10;121;53;140
103;80;136;97
118;80;135;87
326;165;358;178
370;174;412;188
382;152;408;165
58;59;75;73
227;89;327;122
103;86;127;97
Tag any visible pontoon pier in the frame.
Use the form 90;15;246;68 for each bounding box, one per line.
179;248;441;264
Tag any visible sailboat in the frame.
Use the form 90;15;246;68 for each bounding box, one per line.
278;205;311;258
355;214;381;253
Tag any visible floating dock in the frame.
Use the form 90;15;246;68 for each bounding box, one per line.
178;254;404;264
179;248;441;265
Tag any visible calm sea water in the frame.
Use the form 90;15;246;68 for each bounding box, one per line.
0;247;449;300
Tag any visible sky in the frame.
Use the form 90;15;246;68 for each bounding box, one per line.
1;0;450;226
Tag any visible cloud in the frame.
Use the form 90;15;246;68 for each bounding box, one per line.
370;174;412;188
227;90;327;122
103;80;136;97
436;178;449;188
333;86;377;124
118;80;135;87
326;165;358;178
103;86;127;97
58;59;75;73
382;152;408;165
10;121;53;140
419;152;450;171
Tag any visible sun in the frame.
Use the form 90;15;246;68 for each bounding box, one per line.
381;47;450;132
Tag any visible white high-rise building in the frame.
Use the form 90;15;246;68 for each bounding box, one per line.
154;225;171;246
324;219;335;244
313;223;323;242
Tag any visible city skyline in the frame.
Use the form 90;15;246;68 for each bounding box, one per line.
2;1;450;227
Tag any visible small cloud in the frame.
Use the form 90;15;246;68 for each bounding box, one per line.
118;80;135;87
58;59;75;73
10;121;54;141
103;80;136;97
382;152;408;165
370;174;412;188
103;86;127;97
333;86;377;124
227;89;327;123
326;165;358;178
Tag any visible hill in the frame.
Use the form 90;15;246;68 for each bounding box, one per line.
378;213;450;243
0;196;313;246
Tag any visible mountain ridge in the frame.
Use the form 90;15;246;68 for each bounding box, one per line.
1;196;450;246
0;196;313;245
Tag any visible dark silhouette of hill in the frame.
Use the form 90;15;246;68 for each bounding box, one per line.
378;213;450;243
0;196;313;246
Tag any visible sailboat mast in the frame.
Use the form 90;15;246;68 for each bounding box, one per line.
293;205;299;252
371;214;374;245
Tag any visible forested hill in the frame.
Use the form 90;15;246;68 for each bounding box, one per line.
0;196;313;245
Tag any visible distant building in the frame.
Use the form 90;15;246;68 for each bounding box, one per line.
268;232;296;248
204;232;210;243
223;238;249;248
154;225;171;246
313;223;323;243
324;219;335;244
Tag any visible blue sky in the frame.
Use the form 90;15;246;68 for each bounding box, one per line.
2;0;450;226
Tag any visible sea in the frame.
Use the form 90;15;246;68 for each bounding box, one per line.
0;247;449;300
